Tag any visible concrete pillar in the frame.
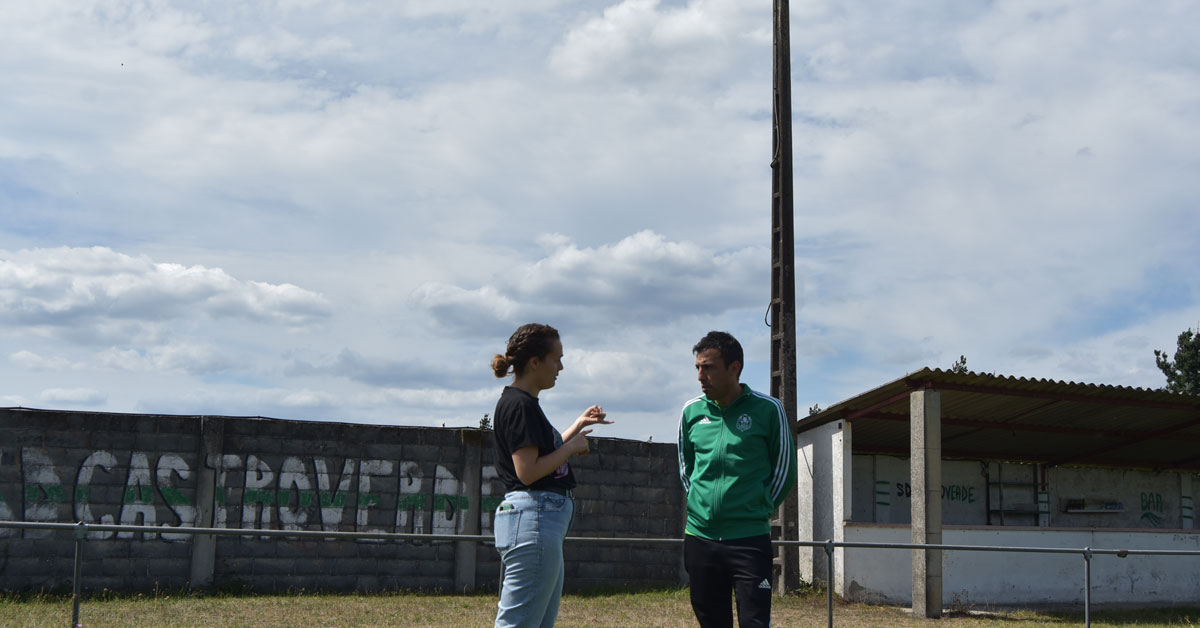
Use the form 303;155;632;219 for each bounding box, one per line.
454;430;483;593
189;416;224;588
831;421;851;598
809;422;836;584
796;420;851;590
794;436;816;584
910;389;942;618
1182;474;1194;530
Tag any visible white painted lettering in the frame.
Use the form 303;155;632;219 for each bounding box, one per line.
75;451;117;540
157;454;195;541
315;457;355;533
118;453;157;540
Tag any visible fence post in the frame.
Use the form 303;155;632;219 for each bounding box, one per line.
824;540;834;628
189;417;224;588
1083;547;1091;628
72;521;86;628
455;430;483;593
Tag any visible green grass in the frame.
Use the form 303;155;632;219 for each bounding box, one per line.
1;589;1197;627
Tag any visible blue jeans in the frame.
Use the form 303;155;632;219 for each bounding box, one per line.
493;490;575;628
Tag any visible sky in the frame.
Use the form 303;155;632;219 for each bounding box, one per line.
2;0;1198;444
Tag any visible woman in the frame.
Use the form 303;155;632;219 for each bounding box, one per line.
490;323;611;628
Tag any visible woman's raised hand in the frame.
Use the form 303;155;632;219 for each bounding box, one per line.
577;405;612;427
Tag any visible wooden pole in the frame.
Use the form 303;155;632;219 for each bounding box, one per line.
770;0;800;593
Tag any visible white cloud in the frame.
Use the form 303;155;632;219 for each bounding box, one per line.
96;343;235;375
132;385;341;420
284;348;482;390
40;387;106;405
2;0;1199;443
407;284;520;337
561;348;687;413
0;247;330;334
10;350;81;371
233;29;353;70
411;230;766;336
365;386;498;411
550;0;762;89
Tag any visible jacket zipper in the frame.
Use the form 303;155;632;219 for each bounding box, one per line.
715;401;727;541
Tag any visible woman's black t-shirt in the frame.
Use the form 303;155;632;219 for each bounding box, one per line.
493;386;577;493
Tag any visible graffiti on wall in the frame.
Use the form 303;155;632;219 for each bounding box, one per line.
893;482;977;504
875;480;890;507
1141;492;1165;528
7;447;501;542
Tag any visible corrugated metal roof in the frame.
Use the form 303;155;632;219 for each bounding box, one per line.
799;368;1200;471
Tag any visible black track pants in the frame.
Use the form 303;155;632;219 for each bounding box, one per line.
683;534;773;628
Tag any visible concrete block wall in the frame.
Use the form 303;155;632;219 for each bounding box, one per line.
0;408;684;594
562;439;684;590
2;411;199;591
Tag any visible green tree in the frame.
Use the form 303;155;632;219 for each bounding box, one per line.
1155;329;1200;395
479;413;492;430
949;355;968;374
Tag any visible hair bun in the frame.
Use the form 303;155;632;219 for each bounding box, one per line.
490;353;512;378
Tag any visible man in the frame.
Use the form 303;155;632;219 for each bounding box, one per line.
677;331;796;628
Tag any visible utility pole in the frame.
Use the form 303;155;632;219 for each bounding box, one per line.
769;0;800;593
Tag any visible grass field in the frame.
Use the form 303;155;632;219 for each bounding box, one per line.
2;588;1198;627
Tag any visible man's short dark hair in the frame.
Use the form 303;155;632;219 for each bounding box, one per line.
693;331;743;371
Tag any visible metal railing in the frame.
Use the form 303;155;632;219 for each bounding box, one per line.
776;538;1200;628
2;520;1199;628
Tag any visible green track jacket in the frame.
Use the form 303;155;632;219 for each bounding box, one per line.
677;384;797;541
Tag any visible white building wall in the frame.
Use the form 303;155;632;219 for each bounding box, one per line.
841;524;1200;606
795;420;848;585
796;436;816;584
1049;466;1182;529
854;455;989;525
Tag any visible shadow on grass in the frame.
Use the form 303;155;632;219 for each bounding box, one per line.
926;603;1200;625
793;589;1200;626
1040;606;1200;624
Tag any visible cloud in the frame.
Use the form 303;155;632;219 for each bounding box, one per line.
233;29;353;71
39;387;106;406
362;386;498;412
10;350;81;371
133;383;499;428
406;284;520;338
561;348;687;413
96;344;236;375
284;348;482;390
0;247;331;339
410;230;765;336
130;385;342;419
549;0;764;90
2;0;1199;444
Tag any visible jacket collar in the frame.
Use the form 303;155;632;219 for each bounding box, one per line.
706;383;752;410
